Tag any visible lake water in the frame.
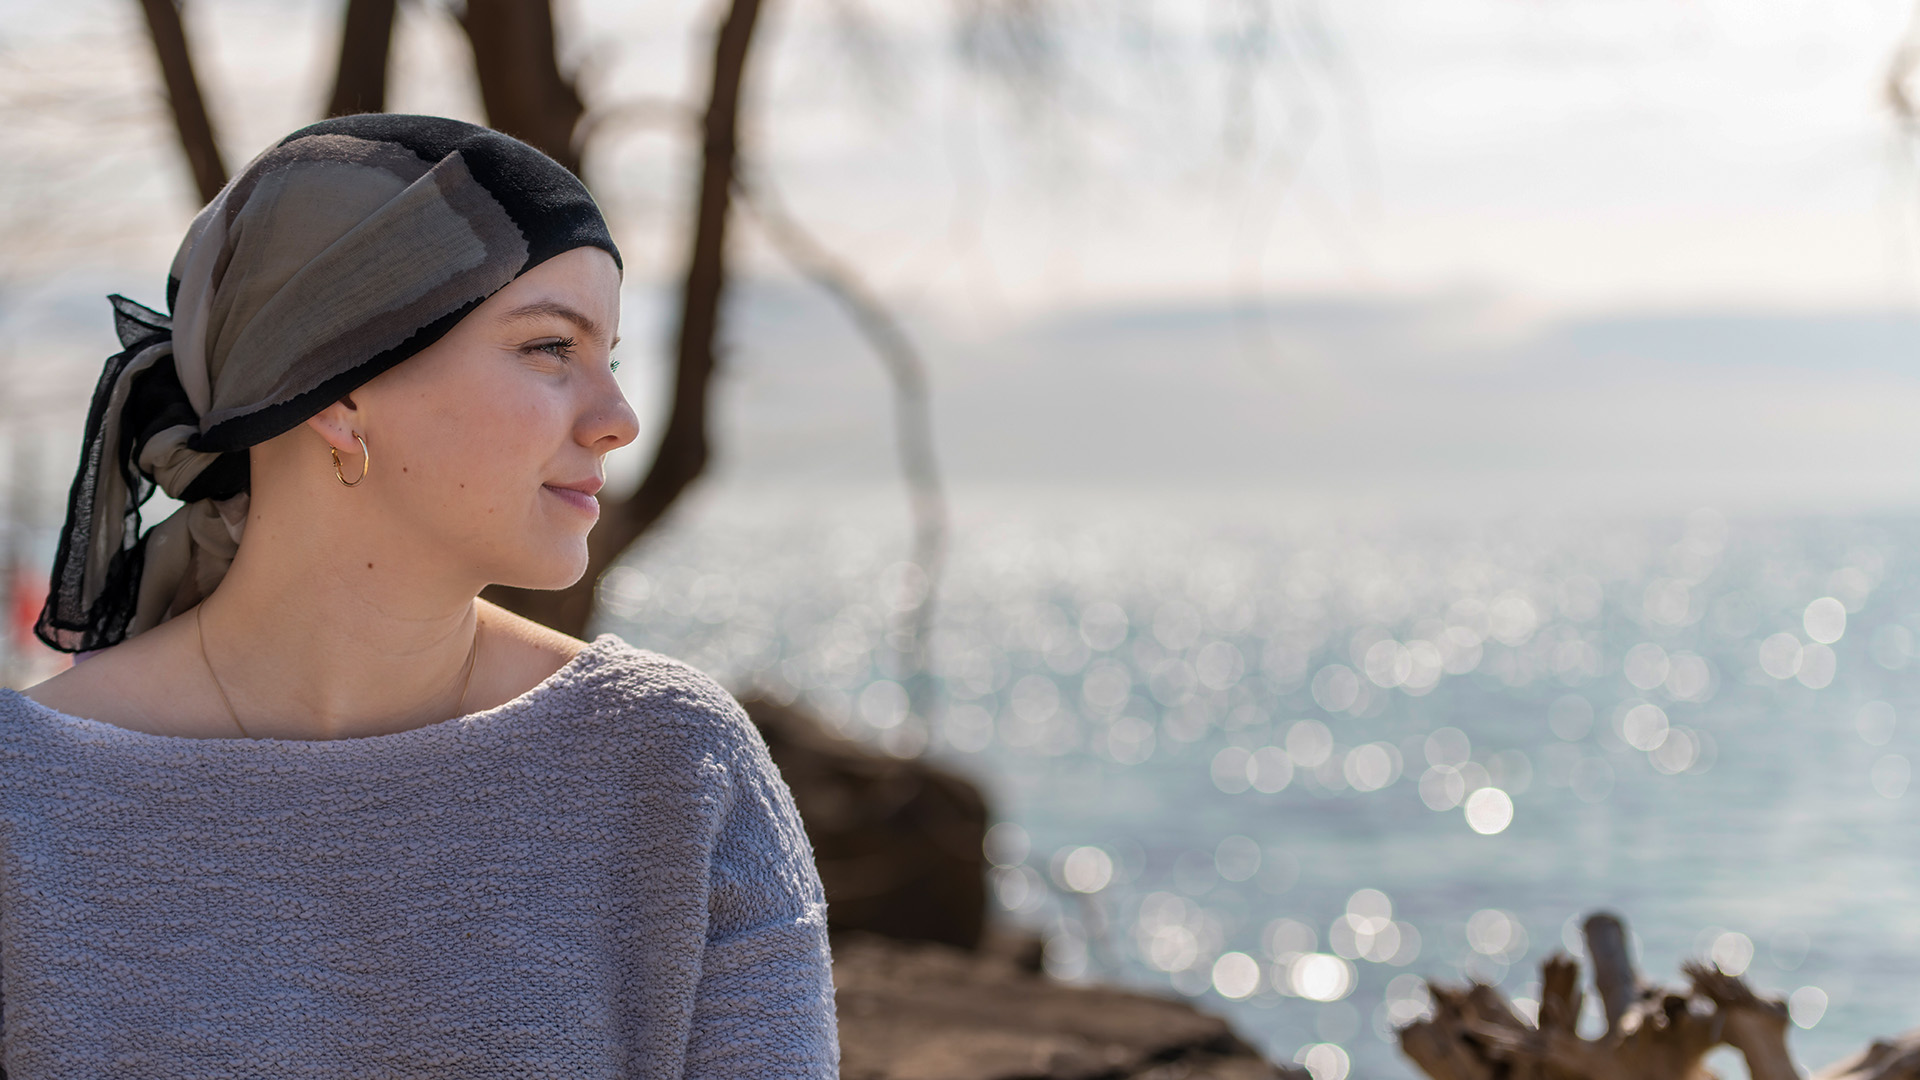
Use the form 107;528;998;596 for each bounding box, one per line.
595;496;1920;1080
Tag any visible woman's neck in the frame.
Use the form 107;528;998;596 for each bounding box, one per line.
24;465;596;740
181;505;489;739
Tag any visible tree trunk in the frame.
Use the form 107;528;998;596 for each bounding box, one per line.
482;0;765;637
136;0;227;203
326;0;397;117
455;0;586;173
135;0;765;641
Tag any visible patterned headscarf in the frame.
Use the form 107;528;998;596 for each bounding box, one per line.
35;114;620;653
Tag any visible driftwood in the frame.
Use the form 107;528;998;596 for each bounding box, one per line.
1400;912;1920;1080
1817;1032;1920;1080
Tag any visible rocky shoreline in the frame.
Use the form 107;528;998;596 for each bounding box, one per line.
742;696;1301;1079
833;932;1301;1079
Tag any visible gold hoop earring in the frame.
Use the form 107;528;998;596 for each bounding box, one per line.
331;432;370;487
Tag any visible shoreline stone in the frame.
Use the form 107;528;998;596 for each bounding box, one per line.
743;696;1304;1080
834;933;1306;1080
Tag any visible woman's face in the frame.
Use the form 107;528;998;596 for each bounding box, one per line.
302;246;639;592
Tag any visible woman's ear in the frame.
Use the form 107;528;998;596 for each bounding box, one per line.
302;393;363;454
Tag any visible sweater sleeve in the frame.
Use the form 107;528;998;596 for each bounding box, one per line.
682;701;839;1078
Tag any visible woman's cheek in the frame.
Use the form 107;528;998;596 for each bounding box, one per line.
485;383;573;485
486;367;570;431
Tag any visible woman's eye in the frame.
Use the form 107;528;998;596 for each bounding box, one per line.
527;336;577;360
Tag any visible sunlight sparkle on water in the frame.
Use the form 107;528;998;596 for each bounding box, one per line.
1059;846;1114;893
1798;643;1838;689
600;505;1910;1076
1464;788;1514;834
1709;931;1754;976
1857;702;1897;746
1804;598;1847;645
1620;703;1670;752
1758;633;1804;680
1790;987;1829;1029
1467;910;1528;960
1296;1043;1351;1080
1212;952;1262;999
1290;954;1357;1002
1623;643;1670;690
1215;835;1262;882
983;823;1030;867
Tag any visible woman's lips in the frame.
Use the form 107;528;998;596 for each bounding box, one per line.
543;484;600;518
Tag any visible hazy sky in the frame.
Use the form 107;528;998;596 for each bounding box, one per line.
742;0;1920;316
7;0;1914;311
5;0;1920;515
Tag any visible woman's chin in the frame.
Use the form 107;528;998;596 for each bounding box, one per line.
492;543;592;593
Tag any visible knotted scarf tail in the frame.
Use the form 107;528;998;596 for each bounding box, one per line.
34;296;177;653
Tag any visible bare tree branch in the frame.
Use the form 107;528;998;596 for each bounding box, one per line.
1890;0;1920;130
731;167;949;715
455;0;586;173
135;0;227;202
327;0;397;117
824;0;908;119
572;96;699;148
953;0;1059;105
483;0;767;637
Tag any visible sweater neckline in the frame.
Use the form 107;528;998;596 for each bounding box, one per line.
0;632;625;750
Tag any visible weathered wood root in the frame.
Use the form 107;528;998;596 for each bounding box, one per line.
1397;911;1797;1080
1686;959;1796;1080
1816;1031;1920;1080
1399;910;1920;1080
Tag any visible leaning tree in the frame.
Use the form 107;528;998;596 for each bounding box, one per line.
132;0;1352;704
133;0;963;698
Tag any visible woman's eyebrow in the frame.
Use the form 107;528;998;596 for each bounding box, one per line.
497;300;606;340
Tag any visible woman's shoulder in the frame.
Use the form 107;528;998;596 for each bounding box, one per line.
577;638;757;742
489;611;756;754
9;616;212;736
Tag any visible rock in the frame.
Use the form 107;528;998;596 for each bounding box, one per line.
742;696;990;949
833;933;1308;1080
744;697;1301;1079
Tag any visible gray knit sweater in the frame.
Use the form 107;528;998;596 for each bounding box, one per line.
0;634;839;1078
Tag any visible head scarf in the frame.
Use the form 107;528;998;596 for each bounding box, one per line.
35;114;620;653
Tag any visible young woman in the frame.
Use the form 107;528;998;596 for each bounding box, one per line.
1;114;837;1076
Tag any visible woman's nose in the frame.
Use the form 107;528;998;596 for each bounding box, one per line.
583;371;641;453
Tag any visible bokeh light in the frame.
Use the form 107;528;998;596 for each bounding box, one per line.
1464;788;1514;835
1791;987;1830;1029
1710;932;1754;976
1295;1043;1352;1080
1060;846;1114;893
1804;598;1847;645
1212;952;1262;999
1290;954;1357;1002
597;504;1909;1075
